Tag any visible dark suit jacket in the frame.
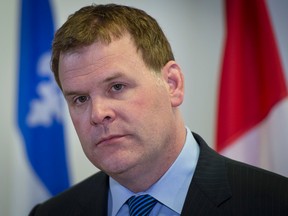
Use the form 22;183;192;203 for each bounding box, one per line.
29;132;288;216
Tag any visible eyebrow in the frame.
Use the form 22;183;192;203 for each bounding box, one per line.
102;72;124;83
63;72;126;98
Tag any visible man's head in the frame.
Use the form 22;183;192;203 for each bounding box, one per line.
54;4;186;192
52;4;174;89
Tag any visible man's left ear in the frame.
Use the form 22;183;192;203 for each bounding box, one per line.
162;60;184;107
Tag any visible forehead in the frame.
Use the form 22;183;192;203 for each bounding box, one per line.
58;34;151;89
61;35;138;67
60;34;138;67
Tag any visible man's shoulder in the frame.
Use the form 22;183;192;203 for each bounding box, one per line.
193;131;288;183
225;155;288;188
191;131;288;214
193;131;288;197
224;157;288;212
29;171;109;216
49;171;108;202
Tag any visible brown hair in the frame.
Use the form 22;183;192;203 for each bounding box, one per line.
51;4;175;88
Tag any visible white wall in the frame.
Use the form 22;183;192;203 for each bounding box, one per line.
0;0;287;215
0;1;18;215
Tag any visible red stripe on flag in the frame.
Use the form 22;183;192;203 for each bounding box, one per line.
216;0;288;152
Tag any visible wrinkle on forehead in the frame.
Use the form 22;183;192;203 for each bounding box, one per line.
60;53;143;86
60;48;141;77
60;53;114;80
60;33;136;66
59;35;152;92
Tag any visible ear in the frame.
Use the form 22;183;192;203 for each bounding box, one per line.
161;60;184;107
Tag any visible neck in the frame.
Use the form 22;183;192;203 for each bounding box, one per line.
112;121;187;193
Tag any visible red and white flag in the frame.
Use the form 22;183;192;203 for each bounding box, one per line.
216;0;288;177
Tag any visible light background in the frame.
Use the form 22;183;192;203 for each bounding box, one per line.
0;0;287;215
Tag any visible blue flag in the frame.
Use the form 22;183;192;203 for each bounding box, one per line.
17;0;70;196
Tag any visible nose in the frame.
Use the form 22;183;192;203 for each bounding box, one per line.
90;98;115;126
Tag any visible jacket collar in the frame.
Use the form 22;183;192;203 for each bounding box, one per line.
78;172;109;216
181;132;232;215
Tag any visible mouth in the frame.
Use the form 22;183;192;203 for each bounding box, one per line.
96;135;126;146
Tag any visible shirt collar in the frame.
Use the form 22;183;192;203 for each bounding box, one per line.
109;127;200;215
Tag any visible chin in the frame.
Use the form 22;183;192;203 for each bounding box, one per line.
101;159;136;177
88;147;139;175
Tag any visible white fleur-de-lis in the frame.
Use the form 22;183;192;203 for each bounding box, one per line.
26;52;64;127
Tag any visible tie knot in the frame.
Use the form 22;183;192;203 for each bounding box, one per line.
127;194;157;216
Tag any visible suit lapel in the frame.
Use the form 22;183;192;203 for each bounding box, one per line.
181;132;232;216
77;172;109;216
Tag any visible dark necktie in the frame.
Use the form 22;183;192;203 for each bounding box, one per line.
126;194;157;216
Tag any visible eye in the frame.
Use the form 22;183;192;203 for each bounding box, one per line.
75;95;89;104
111;83;125;92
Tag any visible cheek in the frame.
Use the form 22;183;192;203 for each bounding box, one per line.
130;88;164;108
127;91;171;128
135;90;170;114
69;109;90;140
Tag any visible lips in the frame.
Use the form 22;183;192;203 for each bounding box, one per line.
96;135;126;146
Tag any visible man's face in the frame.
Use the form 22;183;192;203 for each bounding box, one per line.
59;34;183;181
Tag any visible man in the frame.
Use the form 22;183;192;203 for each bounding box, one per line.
30;4;288;216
